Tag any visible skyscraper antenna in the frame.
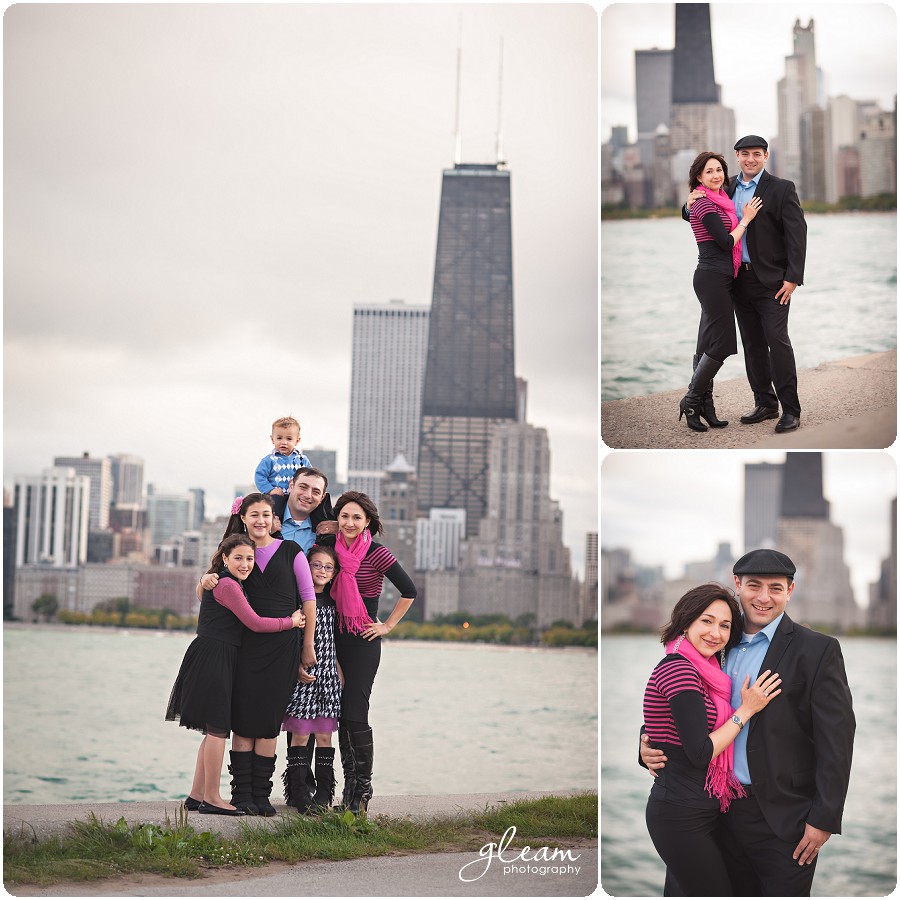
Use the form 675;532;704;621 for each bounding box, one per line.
453;17;462;165
495;37;505;165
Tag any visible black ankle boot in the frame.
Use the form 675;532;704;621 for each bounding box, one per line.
251;753;277;817
679;354;724;432
347;728;373;815
228;750;258;815
283;745;315;813
313;747;336;809
690;353;728;427
336;723;356;809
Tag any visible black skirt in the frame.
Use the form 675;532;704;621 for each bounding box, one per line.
165;635;238;737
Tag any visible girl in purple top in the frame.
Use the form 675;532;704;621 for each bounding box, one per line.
166;534;305;815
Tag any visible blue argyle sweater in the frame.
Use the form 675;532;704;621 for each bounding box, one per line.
254;448;312;494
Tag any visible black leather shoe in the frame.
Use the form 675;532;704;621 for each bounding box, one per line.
775;413;800;433
739;406;780;424
183;796;202;811
198;802;246;816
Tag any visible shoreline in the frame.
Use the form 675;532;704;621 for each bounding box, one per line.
3;622;597;652
601;348;897;449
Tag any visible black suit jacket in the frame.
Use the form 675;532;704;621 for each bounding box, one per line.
683;170;808;293
747;613;854;842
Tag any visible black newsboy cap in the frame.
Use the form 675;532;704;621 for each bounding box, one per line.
734;135;769;151
733;549;796;578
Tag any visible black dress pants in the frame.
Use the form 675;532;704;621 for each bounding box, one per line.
733;266;800;416
646;799;732;896
717;794;818;896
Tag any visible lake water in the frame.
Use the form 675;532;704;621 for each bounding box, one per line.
600;635;897;897
601;212;897;401
3;626;597;805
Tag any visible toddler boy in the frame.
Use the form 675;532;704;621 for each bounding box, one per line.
255;417;312;518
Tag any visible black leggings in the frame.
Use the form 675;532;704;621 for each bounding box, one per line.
645;799;732;896
693;267;737;361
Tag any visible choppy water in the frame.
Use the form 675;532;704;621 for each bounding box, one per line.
601;212;897;401
600;635;896;897
3;626;597;805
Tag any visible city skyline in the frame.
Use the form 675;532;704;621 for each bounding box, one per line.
601;3;897;143
4;5;598;575
601;451;896;608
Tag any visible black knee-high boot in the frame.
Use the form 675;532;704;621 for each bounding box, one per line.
679;354;724;432
283;744;315;813
313;747;336;809
251;753;278;817
347;728;374;815
693;353;728;427
336;722;356;809
228;750;257;815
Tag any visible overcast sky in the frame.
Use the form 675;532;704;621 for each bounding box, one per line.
4;4;598;574
601;451;897;609
601;2;898;143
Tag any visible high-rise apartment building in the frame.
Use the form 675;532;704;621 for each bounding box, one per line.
4;491;17;618
416;508;466;571
53;452;112;531
378;453;418;612
417;163;517;537
582;532;598;624
635;48;673;165
146;485;195;547
347;301;429;507
14;467;90;567
744;462;783;551
109;454;145;509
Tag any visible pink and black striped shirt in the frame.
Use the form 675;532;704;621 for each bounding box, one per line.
643;655;716;746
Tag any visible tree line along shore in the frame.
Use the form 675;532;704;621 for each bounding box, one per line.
21;596;599;648
602;191;897;220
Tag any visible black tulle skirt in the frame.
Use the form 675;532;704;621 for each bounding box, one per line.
165;635;238;738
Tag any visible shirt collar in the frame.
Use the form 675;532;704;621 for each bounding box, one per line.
737;167;765;189
740;610;785;644
283;511;311;529
272;447;302;458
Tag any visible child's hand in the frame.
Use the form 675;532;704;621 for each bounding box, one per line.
298;666;316;684
302;646;317;668
270;488;285;496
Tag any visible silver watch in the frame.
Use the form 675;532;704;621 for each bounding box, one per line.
731;714;745;730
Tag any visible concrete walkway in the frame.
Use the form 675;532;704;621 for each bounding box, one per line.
4;792;598;897
601;349;897;449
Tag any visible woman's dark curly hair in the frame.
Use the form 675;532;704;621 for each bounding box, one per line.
659;583;742;657
688;151;730;189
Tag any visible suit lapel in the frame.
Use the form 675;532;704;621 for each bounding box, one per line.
753;169;772;199
759;613;794;675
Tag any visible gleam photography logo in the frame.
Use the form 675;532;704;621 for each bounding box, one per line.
458;826;582;882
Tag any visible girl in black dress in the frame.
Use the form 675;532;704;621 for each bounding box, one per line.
166;534;304;815
199;493;317;815
330;491;417;814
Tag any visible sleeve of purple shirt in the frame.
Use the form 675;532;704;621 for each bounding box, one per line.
293;552;316;602
212;578;292;632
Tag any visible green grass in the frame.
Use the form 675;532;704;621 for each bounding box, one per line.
4;793;597;887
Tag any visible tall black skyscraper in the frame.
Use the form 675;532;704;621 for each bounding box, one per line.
417;163;517;536
781;452;830;518
672;4;718;103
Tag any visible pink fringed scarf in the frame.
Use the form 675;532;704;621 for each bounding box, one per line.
696;185;742;278
331;530;375;634
666;635;746;812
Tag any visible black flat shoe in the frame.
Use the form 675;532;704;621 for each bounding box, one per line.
198;802;246;816
739;406;779;424
775;413;800;433
183;796;202;811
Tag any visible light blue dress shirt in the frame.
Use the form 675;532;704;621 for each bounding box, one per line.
725;610;785;784
732;168;765;264
281;514;315;552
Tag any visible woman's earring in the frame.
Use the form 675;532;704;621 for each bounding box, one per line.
720;649;726;669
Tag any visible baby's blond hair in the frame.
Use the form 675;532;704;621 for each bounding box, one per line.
272;416;300;433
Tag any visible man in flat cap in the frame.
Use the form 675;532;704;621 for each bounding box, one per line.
641;549;855;895
684;136;808;433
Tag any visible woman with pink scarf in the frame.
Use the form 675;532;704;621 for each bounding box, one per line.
680;151;762;432
330;490;417;814
642;584;781;896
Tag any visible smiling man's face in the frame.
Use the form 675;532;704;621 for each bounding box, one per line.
733;574;793;634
